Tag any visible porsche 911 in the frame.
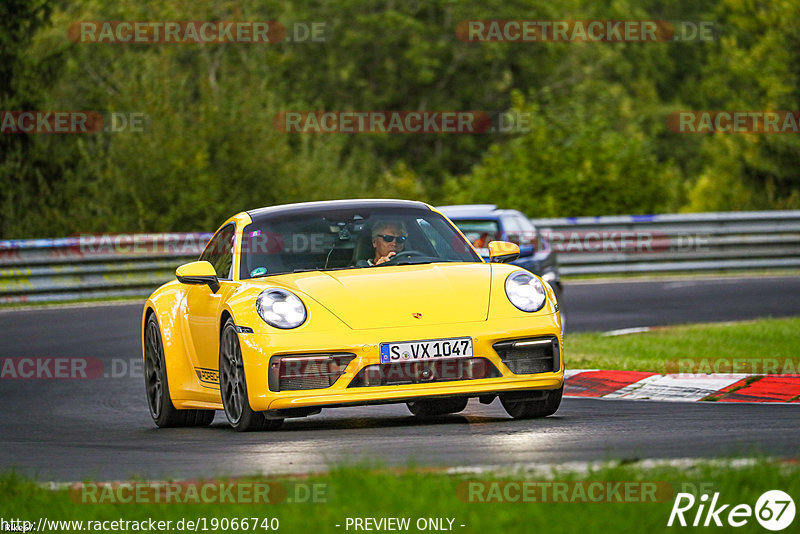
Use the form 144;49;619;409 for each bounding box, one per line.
142;199;563;431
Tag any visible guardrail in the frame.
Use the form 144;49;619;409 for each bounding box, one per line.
1;211;799;303
532;210;800;276
0;233;212;304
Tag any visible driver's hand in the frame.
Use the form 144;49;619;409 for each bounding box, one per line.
374;252;396;265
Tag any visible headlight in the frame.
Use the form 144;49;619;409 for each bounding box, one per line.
505;271;547;312
256;289;307;329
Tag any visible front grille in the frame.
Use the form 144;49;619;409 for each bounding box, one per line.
493;337;559;375
269;353;355;392
348;357;500;387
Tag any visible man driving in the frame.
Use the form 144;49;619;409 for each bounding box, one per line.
368;220;408;265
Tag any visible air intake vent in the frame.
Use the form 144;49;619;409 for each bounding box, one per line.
268;353;355;392
493;337;559;375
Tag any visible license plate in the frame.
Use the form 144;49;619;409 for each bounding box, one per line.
380;337;473;364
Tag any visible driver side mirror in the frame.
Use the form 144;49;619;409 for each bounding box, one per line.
488;241;520;263
176;261;220;293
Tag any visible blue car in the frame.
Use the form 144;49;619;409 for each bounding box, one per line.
438;204;562;300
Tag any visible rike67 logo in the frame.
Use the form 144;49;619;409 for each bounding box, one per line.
668;490;795;531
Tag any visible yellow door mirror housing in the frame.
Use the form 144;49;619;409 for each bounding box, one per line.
488;241;520;263
176;261;220;293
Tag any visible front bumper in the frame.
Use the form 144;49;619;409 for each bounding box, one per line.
238;312;564;412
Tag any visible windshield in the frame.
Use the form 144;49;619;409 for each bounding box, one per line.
239;207;482;279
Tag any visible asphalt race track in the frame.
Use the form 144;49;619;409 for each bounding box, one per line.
563;275;800;332
1;276;799;481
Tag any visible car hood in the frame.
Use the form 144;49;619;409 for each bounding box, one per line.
283;263;491;329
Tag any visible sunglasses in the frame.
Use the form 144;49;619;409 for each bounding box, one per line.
376;234;407;243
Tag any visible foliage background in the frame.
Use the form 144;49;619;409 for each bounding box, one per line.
1;0;798;237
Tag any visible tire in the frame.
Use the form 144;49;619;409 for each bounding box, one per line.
144;315;215;428
219;318;283;432
500;386;563;419
407;397;468;417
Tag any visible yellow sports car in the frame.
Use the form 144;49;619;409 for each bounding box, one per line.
142;199;564;431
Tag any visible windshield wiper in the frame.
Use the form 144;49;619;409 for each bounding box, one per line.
380;260;435;266
292;266;353;273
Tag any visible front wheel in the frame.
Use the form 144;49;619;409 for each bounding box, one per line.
500;386;563;419
144;315;214;427
407;397;468;417
219;319;283;432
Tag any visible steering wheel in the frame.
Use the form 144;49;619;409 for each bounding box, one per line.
383;250;428;264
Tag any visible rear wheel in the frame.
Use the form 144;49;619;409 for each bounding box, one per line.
407;397;468;417
501;386;562;419
144;315;215;427
219;319;283;432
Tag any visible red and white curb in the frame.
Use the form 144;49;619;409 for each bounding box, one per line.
564;369;800;403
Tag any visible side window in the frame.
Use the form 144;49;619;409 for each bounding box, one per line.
417;217;474;260
418;218;447;257
199;224;235;279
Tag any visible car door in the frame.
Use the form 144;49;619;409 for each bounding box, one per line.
184;223;238;386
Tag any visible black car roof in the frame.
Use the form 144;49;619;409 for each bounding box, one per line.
246;199;431;223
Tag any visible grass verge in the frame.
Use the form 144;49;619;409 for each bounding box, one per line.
1;459;797;533
565;317;800;373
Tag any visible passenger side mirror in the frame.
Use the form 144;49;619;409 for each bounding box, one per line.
176;261;220;293
488;241;520;263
